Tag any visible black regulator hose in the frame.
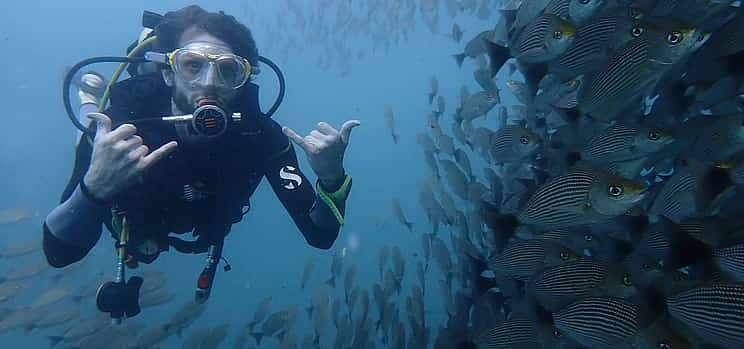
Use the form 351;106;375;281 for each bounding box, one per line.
63;56;147;136
257;55;286;118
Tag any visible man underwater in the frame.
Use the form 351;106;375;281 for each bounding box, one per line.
43;5;359;319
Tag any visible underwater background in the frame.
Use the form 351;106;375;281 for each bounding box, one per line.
3;0;744;348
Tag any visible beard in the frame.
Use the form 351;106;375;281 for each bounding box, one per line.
173;90;196;115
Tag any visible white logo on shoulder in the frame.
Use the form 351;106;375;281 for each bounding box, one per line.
279;165;302;190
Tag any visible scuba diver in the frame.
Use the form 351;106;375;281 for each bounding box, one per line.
43;5;359;321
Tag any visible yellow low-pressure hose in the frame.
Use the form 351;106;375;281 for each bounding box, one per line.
98;35;159;112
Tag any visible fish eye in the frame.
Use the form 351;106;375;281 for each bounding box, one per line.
642;263;651;270
649;131;660;140
623;275;633;286
631;26;645;38
519;136;530;144
659;343;672;349
666;31;683;45
608;185;624;197
554;31;563;40
560;252;570;260
584;234;593;242
553;329;563;337
579;0;591;4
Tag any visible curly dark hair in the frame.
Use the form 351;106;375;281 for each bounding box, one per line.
153;5;259;66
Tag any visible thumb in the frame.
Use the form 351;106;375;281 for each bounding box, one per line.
339;120;361;144
87;112;112;139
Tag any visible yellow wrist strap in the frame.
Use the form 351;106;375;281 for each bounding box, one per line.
316;175;352;225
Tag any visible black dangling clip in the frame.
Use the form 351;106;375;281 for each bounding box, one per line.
96;213;142;323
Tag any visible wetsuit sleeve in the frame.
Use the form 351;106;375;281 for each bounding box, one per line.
42;135;109;268
262;132;351;250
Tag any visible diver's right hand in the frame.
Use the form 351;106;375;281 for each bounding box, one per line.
82;113;178;202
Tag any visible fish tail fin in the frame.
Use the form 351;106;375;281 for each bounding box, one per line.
250;332;264;346
485;41;510;78
452;53;467;68
405;221;414;232
428;92;436;104
392;133;399;144
313;334;320;346
47;336;64;347
325;276;336;288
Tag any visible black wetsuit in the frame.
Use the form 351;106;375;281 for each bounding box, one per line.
43;73;349;267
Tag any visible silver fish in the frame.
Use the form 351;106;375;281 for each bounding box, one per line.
487;14;577;75
392;198;414;232
489;125;541;163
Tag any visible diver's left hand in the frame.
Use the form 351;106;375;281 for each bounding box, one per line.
283;120;361;188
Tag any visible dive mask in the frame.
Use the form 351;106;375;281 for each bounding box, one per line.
146;46;252;90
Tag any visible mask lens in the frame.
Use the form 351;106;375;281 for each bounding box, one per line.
175;50;208;83
173;50;248;89
215;56;246;88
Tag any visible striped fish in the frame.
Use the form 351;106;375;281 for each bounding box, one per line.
512;0;553;33
488;239;577;281
554;297;640;349
544;0;571;19
528;259;637;312
636;224;674;261
678;218;728;248
440;159;469;201
578;26;708;121
566;0;607;25
456;90;500;122
577;38;656;121
545;0;607;26
517;169;647;230
714;244;744;281
535;75;583;109
648;167;700;223
472;318;541;349
487;14;577;75
531;228;601;257
512;14;577;64
666;284;744;348
488;126;540;163
549;14;642;79
580;123;673;164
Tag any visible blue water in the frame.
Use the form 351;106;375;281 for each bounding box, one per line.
0;1;515;347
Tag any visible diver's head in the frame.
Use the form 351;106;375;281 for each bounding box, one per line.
153;5;259;114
